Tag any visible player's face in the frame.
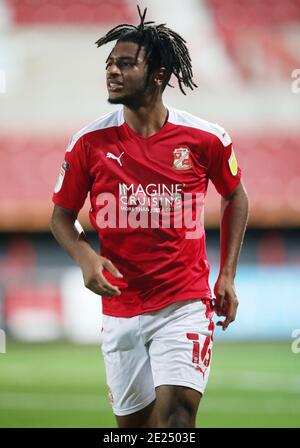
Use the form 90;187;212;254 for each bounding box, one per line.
106;41;153;107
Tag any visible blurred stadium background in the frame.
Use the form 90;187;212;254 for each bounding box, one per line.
0;0;300;428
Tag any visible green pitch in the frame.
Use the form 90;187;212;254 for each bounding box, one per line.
0;341;299;428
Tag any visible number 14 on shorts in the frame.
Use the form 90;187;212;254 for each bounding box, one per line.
186;333;212;379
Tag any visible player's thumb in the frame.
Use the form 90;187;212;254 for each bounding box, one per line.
214;292;225;317
103;259;123;278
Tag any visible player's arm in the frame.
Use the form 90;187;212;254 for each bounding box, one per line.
51;133;122;297
50;205;122;297
214;181;249;330
206;127;248;330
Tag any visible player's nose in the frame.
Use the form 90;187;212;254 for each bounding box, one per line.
107;62;121;77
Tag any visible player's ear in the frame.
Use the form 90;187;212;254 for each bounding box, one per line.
154;67;167;87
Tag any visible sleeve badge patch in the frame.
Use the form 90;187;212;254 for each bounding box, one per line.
228;148;238;176
62;160;70;170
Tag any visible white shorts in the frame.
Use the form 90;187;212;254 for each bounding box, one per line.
100;298;214;416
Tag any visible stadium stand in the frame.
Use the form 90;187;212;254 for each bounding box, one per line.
7;0;134;24
207;0;300;81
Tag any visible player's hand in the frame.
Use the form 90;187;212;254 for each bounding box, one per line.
80;254;123;297
213;273;239;331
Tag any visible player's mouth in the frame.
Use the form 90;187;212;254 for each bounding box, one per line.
107;81;124;92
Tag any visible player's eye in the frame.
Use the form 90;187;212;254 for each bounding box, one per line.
105;61;134;71
120;62;134;68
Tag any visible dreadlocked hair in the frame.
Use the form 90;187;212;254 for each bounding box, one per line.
95;5;197;95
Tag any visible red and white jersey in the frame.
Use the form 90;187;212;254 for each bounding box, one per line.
52;107;241;317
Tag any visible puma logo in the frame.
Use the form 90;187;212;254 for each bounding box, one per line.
106;151;125;167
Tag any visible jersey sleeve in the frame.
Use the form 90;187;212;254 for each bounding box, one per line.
52;135;92;213
206;126;241;198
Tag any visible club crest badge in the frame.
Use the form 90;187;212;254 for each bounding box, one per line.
173;147;192;170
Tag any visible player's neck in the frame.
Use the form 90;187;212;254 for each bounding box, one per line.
124;99;168;138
